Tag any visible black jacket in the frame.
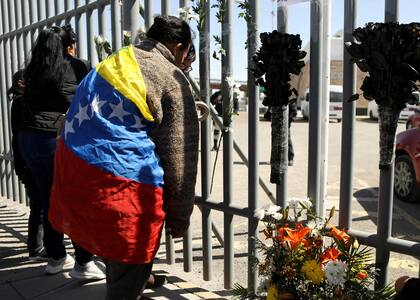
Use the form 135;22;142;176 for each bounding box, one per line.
10;92;27;179
23;55;91;132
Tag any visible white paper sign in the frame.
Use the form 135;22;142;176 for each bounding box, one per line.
277;0;310;7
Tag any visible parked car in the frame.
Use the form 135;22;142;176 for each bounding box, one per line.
368;91;420;120
394;128;420;203
300;85;343;122
406;108;420;129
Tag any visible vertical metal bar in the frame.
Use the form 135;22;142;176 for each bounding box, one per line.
21;0;30;64
144;0;152;31
247;0;259;293
75;0;87;59
86;0;95;65
165;233;175;264
15;0;24;66
0;46;7;198
123;0;140;43
1;0;12;201
111;0;122;51
55;0;63;25
65;0;72;24
46;0;53;26
9;0;20;203
13;0;26;203
0;0;4;198
375;0;399;289
199;0;212;282
98;3;106;35
276;4;288;208
308;0;323;214
179;0;191;7
385;0;399;23
30;0;38;45
339;0;357;229
161;0;170;16
38;0;46;29
318;0;331;218
183;228;193;272
221;0;234;290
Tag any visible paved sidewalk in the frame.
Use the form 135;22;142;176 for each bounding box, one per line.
0;198;227;300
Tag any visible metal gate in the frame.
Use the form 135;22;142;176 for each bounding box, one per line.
0;0;419;294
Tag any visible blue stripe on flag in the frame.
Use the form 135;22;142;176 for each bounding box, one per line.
62;70;164;187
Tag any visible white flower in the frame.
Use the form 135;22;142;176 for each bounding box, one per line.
324;260;347;286
288;198;300;210
235;0;246;4
94;35;104;44
178;7;199;22
300;197;312;208
254;208;265;220
225;76;236;88
272;212;282;220
265;205;281;216
256;277;270;294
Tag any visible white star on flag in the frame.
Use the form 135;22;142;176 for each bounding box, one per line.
73;102;91;127
109;100;130;122
64;119;75;140
131;115;147;130
91;94;107;115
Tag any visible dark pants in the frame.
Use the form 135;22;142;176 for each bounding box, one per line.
18;130;92;264
104;260;153;300
23;174;44;256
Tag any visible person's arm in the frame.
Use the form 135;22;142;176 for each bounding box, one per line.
10;96;27;179
150;83;199;237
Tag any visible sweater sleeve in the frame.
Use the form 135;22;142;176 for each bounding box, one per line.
150;80;199;235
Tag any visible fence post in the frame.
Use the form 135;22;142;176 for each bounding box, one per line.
375;0;399;288
308;0;323;214
199;0;212;281
339;0;357;229
247;0;259;293
275;3;288;208
221;0;234;290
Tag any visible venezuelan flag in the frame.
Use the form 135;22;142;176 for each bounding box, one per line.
49;46;165;264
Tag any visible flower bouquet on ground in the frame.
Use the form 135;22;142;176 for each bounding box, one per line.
233;200;395;300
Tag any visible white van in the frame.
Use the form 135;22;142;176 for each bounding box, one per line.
367;91;420;120
300;85;343;121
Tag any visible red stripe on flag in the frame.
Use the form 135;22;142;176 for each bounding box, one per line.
49;138;165;264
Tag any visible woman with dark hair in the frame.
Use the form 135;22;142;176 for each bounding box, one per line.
8;70;46;261
49;15;199;299
19;25;104;280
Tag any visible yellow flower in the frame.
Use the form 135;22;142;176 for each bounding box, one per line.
267;285;279;300
301;260;324;285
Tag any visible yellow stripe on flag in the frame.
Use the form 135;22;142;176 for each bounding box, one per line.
96;46;153;121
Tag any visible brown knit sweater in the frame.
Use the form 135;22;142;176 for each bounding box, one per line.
134;39;199;235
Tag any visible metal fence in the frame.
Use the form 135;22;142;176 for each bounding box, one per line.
0;0;419;294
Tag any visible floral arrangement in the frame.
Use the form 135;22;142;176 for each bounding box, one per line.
233;200;394;300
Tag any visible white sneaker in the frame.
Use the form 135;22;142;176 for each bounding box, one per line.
45;255;75;275
69;261;106;280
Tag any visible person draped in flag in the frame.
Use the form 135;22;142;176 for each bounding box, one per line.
20;25;105;279
49;16;199;299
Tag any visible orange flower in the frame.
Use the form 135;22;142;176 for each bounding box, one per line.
321;247;341;263
277;226;311;249
357;270;368;280
330;225;351;244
